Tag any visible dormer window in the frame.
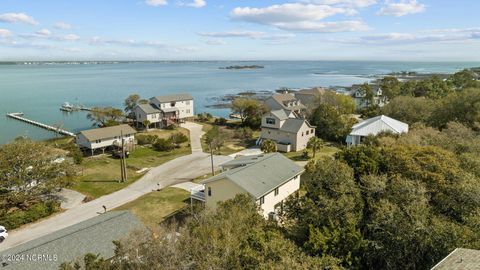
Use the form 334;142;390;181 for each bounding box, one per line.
266;118;276;125
170;101;176;107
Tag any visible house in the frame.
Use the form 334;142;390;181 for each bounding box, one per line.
346;115;408;146
191;153;304;219
264;93;306;116
0;211;145;270
351;86;387;109
76;124;137;155
431;248;480;270
134;93;194;128
259;109;316;152
293;87;328;108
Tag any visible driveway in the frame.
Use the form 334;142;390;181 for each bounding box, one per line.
0;122;232;251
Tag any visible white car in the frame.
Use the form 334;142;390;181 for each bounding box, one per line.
0;226;8;243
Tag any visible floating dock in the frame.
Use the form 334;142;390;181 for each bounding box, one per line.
6;112;76;137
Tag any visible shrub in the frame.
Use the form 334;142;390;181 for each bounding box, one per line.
165;123;177;130
153;138;175;151
169;132;188;147
136;134;158;145
234;127;253;140
214;117;228;126
0;201;60;230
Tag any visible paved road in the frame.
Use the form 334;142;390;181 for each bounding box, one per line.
0;122;232;251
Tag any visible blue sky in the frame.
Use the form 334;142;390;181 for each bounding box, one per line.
0;0;479;61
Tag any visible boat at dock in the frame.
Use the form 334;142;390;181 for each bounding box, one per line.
60;102;92;112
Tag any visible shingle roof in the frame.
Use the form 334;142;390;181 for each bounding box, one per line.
280;118;314;133
270;109;290;121
431;248;480;270
78;124;137;142
203;153;304;198
136;103;161;114
0;211;145;270
295;87;327;96
350;115;408;137
221;154;272;169
152;93;193;103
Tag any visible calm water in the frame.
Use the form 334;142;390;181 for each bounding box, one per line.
0;61;478;144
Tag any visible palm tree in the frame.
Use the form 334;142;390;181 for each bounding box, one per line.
307;136;324;158
261;140;277;153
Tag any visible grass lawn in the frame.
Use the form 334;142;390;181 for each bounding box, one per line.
199;121;260;156
116;187;190;228
72;145;191;199
138;127;190;140
283;145;341;162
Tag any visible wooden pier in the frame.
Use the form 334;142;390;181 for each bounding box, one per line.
6;113;76;137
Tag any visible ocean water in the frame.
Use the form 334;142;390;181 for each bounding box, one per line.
0;61;478;144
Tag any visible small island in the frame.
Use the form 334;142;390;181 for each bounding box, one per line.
220;65;264;70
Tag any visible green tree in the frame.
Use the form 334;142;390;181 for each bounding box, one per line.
359;83;374;107
450;69;480;89
169;132;188;148
142;120;151;130
381;96;437;125
205;126;227;152
153;138;175;151
231;98;265;128
310;104;354;142
87;107;124;127
307;136;324;158
260;139;277;153
124;94;140;116
430;88;480;129
380;76;401;99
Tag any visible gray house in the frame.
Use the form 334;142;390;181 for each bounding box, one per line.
264;93;306;116
0;211;145;270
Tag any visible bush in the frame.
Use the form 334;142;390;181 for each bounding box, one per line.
136;134;158;145
153;138;175;151
169;132;188;147
234;127;253;140
214;117;228;126
0;201;60;230
197;113;213;123
165;123;177;130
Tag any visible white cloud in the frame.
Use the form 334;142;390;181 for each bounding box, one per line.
206;39;227;45
54;22;72;30
304;0;377;8
61;34;80;41
36;28;52;37
0;13;38;25
231;3;368;33
198;30;266;39
356;28;480;44
378;0;425;17
0;29;12;38
179;0;206;8
145;0;168;6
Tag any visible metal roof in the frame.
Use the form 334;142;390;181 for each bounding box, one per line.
152;93;193;103
0;211;145;270
349;115;408;137
202;153;304;198
78;124;137;142
221;154;271;168
431;248;480;270
136;103;161;114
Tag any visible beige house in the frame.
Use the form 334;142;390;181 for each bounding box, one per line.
293;87;327;108
191;153;304;219
264;93;306;116
134;93;194;128
259;109;315;152
76;124;137;155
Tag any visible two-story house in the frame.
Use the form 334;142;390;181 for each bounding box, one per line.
76;124;137;155
258;109;315;152
190;153;304;219
264;93;306;116
351;86;387;109
133;93;194;129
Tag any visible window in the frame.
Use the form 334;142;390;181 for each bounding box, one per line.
306;130;309;135
274;187;279;196
302;132;304;137
311;129;314;133
259;196;265;205
186;109;190;114
162;104;165;108
266;118;276;125
170;101;176;107
95;140;101;143
186;100;190;105
208;187;212;196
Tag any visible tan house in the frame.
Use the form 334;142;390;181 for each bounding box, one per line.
191;153;304;219
76;124;137;155
264;93;306;116
293;87;328;108
259;109;315;152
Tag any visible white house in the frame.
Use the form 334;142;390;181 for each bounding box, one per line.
259;109;316;152
76;124;137;155
346;115;409;146
134;93;194;129
191;153;304;219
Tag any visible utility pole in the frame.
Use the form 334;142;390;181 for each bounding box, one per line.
119;131;124;183
210;141;215;176
121;130;128;182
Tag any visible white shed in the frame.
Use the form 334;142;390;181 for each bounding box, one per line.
346;115;408;146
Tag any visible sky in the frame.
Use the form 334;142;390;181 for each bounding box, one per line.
0;0;479;61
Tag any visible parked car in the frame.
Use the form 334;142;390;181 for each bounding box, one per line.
0;226;8;243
